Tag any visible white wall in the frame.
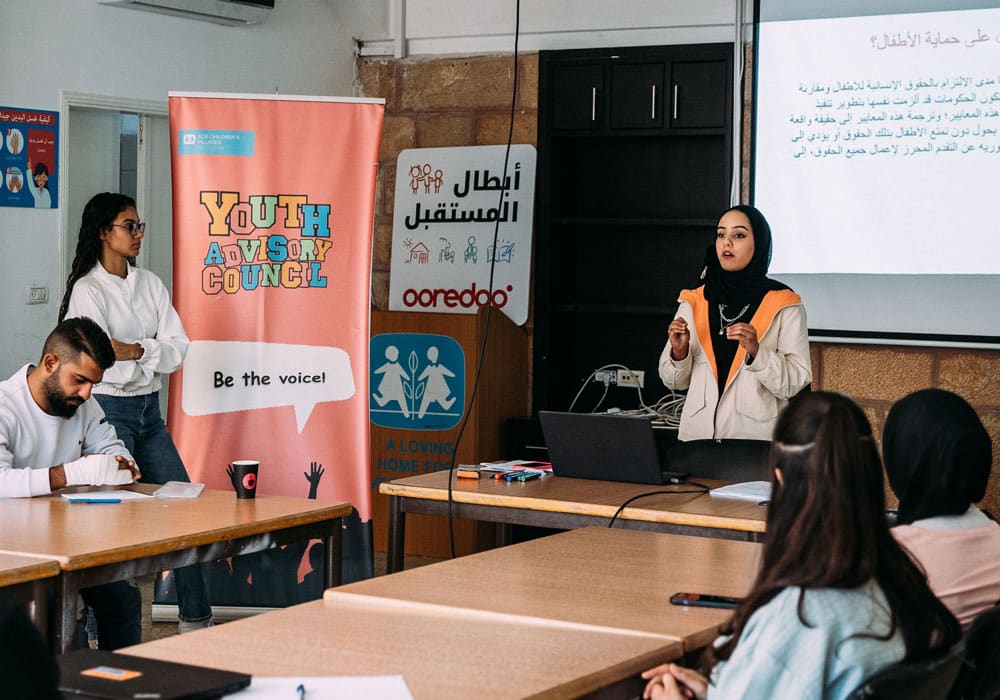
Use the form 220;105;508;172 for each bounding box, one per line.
363;0;747;56
0;0;387;378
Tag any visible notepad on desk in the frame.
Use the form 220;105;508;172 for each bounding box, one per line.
709;481;771;503
62;490;154;503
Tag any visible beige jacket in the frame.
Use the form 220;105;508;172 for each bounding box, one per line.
658;287;812;441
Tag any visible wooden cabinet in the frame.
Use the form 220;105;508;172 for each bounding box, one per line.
534;44;734;413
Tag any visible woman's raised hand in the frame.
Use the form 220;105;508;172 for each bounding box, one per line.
668;318;691;361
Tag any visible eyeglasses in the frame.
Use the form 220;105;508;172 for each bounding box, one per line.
110;221;146;236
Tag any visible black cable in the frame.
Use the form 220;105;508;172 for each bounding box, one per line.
607;487;711;529
446;0;521;559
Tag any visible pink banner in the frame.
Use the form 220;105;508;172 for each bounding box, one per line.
168;93;382;538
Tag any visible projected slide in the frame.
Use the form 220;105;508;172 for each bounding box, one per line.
754;4;1000;341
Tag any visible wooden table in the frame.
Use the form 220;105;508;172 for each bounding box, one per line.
121;594;683;699
0;485;351;652
332;527;761;652
381;470;767;572
0;553;61;634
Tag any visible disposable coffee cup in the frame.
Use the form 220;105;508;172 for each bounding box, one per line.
229;460;259;499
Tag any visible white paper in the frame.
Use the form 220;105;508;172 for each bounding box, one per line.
61;490;154;502
230;676;413;699
153;481;206;499
709;481;772;503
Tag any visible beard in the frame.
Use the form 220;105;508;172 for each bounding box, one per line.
43;372;82;418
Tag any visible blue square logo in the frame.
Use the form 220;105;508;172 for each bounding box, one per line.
370;333;465;430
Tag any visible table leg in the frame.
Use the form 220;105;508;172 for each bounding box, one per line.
30;579;48;642
323;518;344;588
54;574;77;654
496;523;512;547
386;495;405;574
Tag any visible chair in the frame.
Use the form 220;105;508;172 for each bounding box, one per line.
950;604;1000;700
665;438;772;482
847;639;966;700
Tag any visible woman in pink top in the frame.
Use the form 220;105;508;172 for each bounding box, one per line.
884;388;1000;629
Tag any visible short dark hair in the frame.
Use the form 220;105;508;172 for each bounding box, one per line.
41;317;114;370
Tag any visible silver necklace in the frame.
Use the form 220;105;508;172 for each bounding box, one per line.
718;303;750;334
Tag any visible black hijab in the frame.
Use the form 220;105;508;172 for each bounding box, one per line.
702;205;789;307
883;388;992;525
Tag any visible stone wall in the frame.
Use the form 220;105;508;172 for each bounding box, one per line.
358;51;1000;516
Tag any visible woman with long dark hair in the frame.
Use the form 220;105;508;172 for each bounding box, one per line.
642;391;960;699
884;388;1000;629
60;192;213;634
658;205;811;441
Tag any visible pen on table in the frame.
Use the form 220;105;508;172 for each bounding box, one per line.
757;500;770;507
69;498;121;504
296;683;306;699
517;471;542;482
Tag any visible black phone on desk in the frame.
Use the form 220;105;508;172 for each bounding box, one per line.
669;592;740;609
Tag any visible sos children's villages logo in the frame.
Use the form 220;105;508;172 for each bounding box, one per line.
370;333;464;430
368;333;465;430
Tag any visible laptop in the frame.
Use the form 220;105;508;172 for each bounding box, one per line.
538;411;676;485
59;648;251;699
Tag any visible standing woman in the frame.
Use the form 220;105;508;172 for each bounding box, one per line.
59;192;213;633
642;392;961;699
659;205;811;441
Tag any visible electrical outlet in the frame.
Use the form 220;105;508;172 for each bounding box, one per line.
616;369;645;388
25;286;48;305
593;370;616;386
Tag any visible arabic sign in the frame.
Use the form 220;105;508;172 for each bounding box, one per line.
0;106;58;209
388;145;537;326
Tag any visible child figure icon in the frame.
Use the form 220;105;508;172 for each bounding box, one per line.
369;333;465;430
416;346;456;419
372;345;410;418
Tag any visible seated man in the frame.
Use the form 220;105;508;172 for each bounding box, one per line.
883;388;1000;630
0;317;141;649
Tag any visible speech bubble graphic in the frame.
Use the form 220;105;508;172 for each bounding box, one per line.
182;340;356;433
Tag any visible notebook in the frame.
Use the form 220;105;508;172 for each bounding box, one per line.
59;648;251;700
538;411;675;485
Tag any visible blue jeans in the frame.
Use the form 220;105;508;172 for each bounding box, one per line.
95;392;212;623
79;580;142;650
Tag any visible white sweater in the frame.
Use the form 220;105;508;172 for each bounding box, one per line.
64;263;189;397
0;365;131;497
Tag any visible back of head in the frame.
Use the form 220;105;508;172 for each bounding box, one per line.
884;388;992;524
42;317;114;370
765;391;886;587
708;391;960;669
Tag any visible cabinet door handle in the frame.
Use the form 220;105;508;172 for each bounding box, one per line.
591;87;597;121
673;84;679;120
651;84;656;120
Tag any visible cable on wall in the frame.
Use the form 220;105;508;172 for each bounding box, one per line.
731;0;745;205
443;0;522;560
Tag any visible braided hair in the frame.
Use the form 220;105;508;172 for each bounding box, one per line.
58;192;135;322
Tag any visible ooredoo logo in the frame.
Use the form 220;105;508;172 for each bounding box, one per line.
242;473;256;490
402;283;513;310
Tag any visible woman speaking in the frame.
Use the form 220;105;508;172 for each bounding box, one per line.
658;205;811;441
